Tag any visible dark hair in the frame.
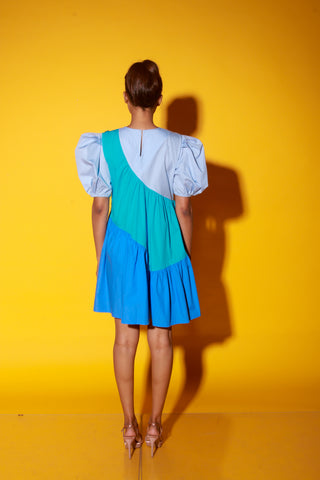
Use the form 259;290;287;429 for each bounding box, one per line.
125;60;162;109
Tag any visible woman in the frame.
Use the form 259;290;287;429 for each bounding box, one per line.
75;60;208;458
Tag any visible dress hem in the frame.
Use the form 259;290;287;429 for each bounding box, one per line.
92;306;201;327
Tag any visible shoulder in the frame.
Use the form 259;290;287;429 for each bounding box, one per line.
77;132;102;141
154;129;182;151
75;132;102;151
159;129;204;148
180;134;204;150
157;128;180;140
76;128;120;143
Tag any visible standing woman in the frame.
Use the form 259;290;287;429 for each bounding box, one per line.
75;60;208;458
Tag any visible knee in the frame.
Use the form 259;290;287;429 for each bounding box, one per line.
115;334;139;351
148;328;172;351
114;325;140;351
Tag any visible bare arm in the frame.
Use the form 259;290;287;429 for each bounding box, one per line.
92;197;110;272
175;195;193;257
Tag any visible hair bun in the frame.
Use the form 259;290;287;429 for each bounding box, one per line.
125;60;162;109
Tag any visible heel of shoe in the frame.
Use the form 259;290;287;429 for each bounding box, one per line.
145;422;163;457
149;437;157;457
124;436;136;460
122;420;142;459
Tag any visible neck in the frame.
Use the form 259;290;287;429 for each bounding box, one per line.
128;106;157;130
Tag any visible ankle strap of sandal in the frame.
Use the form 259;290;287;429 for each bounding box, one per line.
148;422;162;432
122;423;135;432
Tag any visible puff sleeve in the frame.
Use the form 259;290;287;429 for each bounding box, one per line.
75;133;112;197
173;135;208;197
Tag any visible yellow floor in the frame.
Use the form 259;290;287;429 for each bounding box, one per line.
0;412;319;479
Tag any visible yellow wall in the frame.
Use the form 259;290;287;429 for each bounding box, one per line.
1;0;319;413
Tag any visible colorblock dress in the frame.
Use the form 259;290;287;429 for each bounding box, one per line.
75;127;208;327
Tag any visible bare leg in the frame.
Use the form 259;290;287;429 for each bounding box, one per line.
113;318;140;437
147;326;173;434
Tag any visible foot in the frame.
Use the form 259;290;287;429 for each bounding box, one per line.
145;422;163;457
146;422;162;437
122;418;143;446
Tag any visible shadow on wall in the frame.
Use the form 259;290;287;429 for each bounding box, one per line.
141;96;245;435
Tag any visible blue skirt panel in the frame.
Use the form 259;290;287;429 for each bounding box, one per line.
94;217;200;327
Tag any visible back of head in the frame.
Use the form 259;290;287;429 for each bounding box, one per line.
125;60;162;109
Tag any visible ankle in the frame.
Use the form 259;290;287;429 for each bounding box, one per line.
124;415;137;426
149;415;161;425
146;419;163;439
149;413;161;423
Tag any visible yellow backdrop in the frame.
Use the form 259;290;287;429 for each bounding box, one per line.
1;0;319;413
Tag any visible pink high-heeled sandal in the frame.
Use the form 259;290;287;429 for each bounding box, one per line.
145;422;163;457
121;420;143;459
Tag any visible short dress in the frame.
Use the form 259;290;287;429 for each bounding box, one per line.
75;127;208;327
